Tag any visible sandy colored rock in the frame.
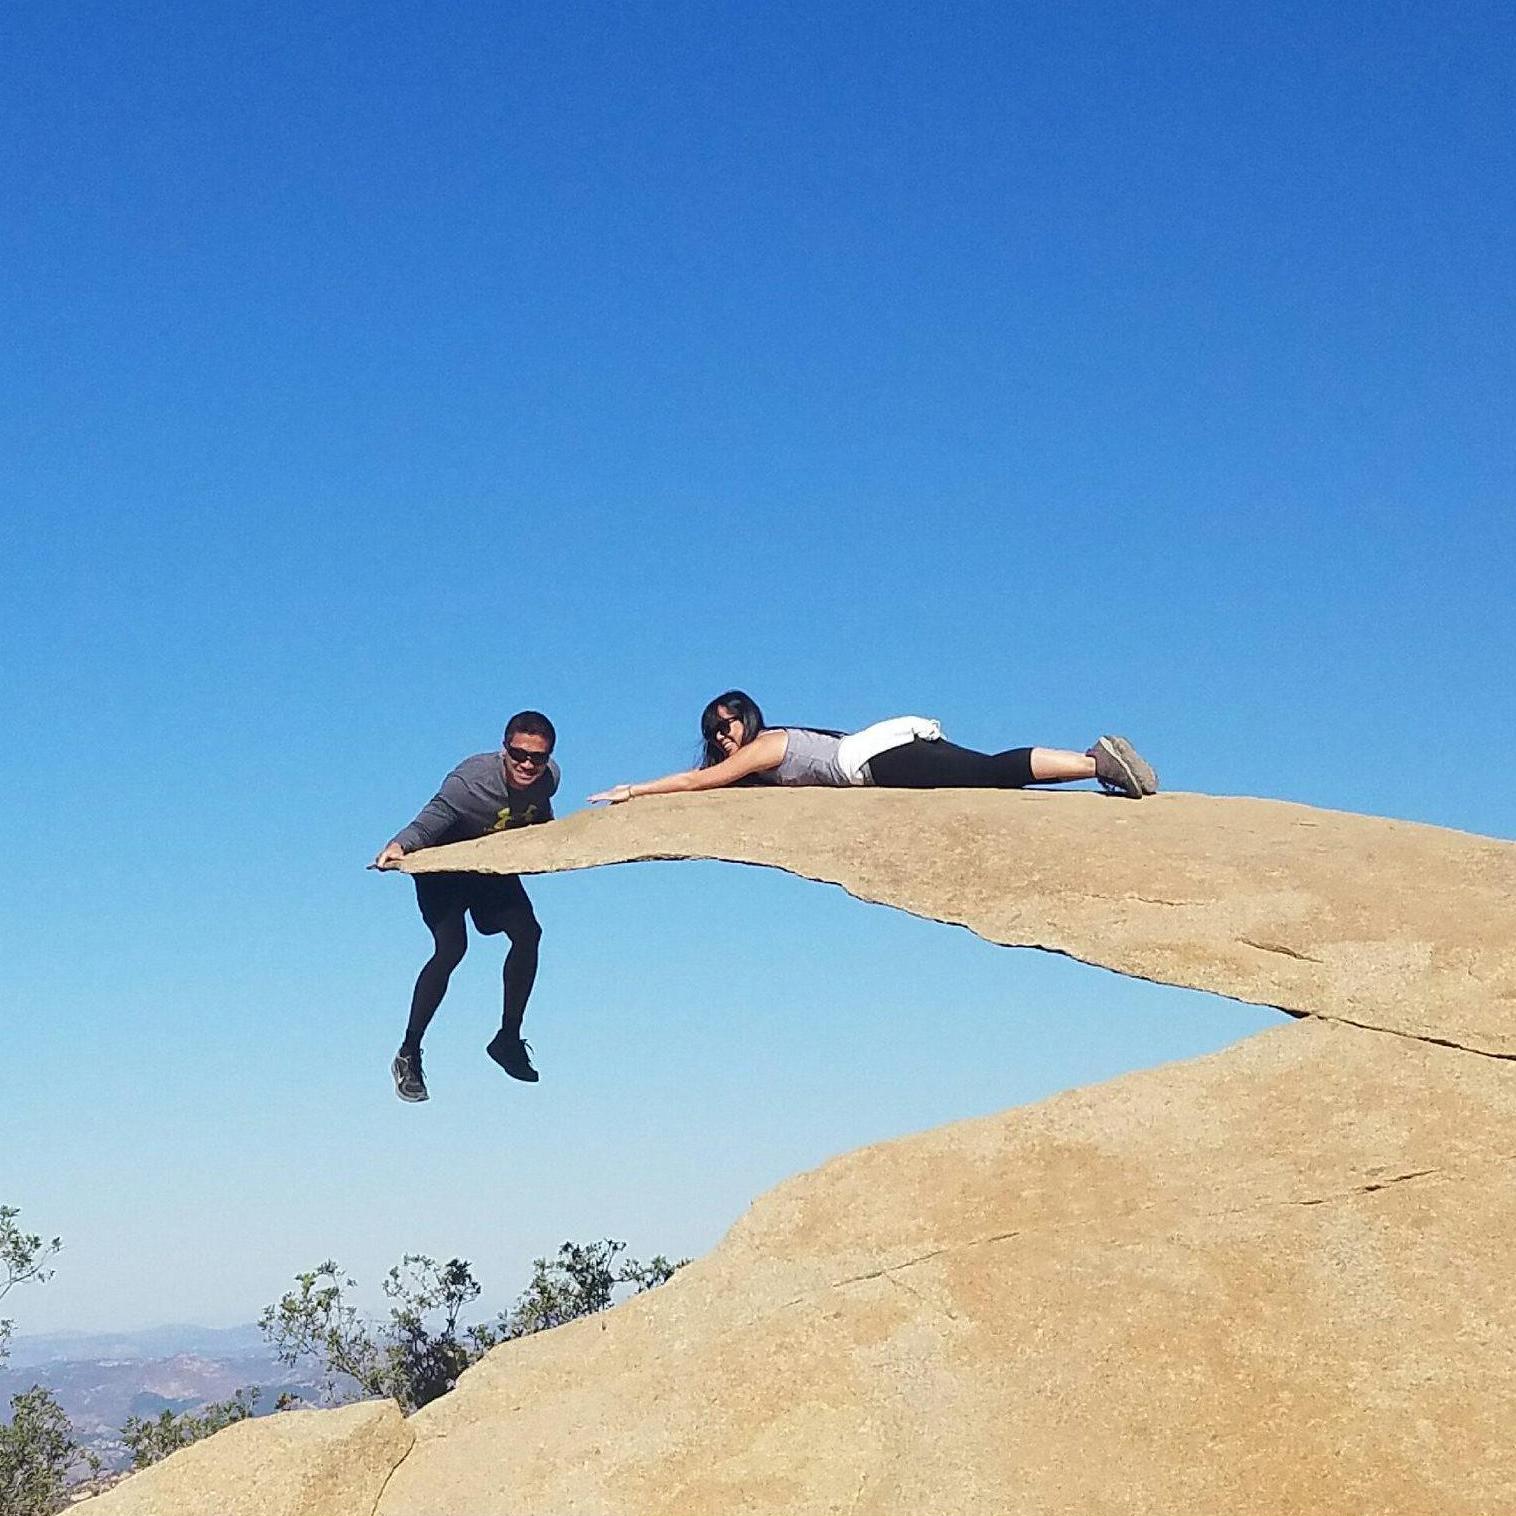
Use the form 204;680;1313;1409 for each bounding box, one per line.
88;795;1516;1514
374;1019;1515;1516
401;788;1516;1055
73;1399;412;1516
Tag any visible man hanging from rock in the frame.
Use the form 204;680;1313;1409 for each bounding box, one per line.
373;711;559;1102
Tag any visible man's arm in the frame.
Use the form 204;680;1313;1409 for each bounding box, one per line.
374;771;468;866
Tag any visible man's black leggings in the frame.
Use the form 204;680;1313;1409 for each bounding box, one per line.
402;873;541;1053
866;737;1037;789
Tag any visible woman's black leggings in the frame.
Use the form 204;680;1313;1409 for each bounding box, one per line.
866;738;1037;789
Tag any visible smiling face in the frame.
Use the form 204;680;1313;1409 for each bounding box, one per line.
502;731;553;789
711;705;746;758
700;690;764;769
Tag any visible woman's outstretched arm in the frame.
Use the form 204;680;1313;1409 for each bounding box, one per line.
589;729;787;803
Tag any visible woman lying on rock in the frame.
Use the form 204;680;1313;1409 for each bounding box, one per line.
588;690;1158;805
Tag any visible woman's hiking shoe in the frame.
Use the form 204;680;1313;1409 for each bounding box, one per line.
392;1047;429;1102
1089;736;1159;799
486;1031;540;1083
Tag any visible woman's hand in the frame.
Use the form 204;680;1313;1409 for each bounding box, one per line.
588;784;636;804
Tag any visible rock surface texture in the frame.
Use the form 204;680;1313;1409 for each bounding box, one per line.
75;1400;411;1516
83;793;1516;1514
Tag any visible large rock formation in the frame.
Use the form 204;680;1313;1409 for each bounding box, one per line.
403;790;1516;1055
77;792;1516;1515
377;1019;1515;1516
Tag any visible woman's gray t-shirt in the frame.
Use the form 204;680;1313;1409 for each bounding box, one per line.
772;729;850;787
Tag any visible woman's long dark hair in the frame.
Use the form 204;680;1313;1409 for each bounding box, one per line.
698;690;766;768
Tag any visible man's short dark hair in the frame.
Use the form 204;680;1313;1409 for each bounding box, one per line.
504;710;556;750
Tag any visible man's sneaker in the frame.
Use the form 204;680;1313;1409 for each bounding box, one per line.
1089;735;1159;799
392;1047;429;1103
486;1030;540;1083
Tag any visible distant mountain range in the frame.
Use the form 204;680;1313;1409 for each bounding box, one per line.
5;1322;268;1369
2;1324;330;1472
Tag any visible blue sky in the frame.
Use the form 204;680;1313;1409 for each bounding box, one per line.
2;0;1511;1332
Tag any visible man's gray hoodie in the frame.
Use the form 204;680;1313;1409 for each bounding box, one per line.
391;752;560;854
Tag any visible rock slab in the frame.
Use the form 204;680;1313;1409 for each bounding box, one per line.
374;1020;1515;1516
73;1399;411;1516
402;789;1516;1056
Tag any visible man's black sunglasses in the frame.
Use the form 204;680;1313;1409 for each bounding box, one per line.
505;744;551;767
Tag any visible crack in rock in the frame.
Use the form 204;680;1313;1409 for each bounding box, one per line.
1310;1014;1516;1064
825;1231;1022;1293
784;1167;1471;1313
1238;937;1323;964
883;1269;960;1322
1289;1168;1440;1205
367;1427;418;1516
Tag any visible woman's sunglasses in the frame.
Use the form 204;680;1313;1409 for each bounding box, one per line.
708;715;742;739
505;745;550;767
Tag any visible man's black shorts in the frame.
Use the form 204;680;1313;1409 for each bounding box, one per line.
414;872;535;935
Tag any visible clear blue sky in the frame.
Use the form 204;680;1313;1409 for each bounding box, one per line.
3;0;1511;1332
